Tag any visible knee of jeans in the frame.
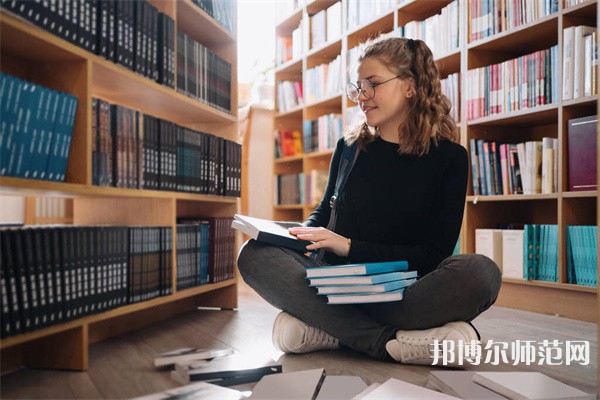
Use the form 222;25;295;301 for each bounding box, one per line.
236;239;261;276
455;254;502;297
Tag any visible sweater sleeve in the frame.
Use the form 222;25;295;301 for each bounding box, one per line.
303;138;345;227
348;144;469;276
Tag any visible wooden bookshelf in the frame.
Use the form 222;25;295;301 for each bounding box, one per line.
273;0;598;321
0;0;239;372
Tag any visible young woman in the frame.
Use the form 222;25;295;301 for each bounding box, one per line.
237;37;501;366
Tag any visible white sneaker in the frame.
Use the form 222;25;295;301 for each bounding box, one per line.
385;322;479;367
272;312;340;354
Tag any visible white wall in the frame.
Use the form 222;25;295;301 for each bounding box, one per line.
246;106;274;220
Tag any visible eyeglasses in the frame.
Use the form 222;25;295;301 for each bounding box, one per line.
345;76;401;102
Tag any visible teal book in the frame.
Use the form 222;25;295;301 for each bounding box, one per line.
305;261;409;278
307;271;417;286
315;278;417;295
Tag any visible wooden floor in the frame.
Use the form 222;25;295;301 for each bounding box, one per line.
1;282;598;399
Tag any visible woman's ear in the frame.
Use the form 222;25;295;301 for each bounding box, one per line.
405;78;416;98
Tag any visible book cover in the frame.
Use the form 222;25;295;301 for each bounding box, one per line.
131;381;243;400
308;271;417;286
154;347;234;368
316;375;367;400
475;229;503;271
305;261;409;278
352;377;459;399
326;288;406;304
502;230;524;279
231;214;309;252
315;278;416;295
567;115;597;191
472;372;594;400
426;371;506;399
249;368;325;399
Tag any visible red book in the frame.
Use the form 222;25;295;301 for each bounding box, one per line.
567;115;598;191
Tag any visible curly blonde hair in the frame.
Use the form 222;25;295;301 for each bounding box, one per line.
344;37;459;156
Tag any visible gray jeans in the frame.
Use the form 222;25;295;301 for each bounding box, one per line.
237;240;502;360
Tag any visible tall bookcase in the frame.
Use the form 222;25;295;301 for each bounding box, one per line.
0;0;238;371
273;0;598;321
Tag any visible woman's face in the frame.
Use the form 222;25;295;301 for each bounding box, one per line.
356;57;413;136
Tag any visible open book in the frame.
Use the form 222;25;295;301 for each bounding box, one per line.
231;214;311;252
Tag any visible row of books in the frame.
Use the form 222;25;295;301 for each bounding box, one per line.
92;98;242;197
563;26;598;100
566;225;598;287
189;0;236;34
304;55;343;103
476;224;598;287
0;225;172;338
176;217;235;290
3;0;176;88
0;72;78;182
34;197;70;220
303;113;343;154
469;138;558;196
346;0;396;31
440;72;460;123
395;0;460;58
275;173;305;205
309;2;342;49
275;35;295;66
176;31;232;113
469;0;559;43
305;261;417;304
304;170;329;206
276;80;303;113
465;46;559;120
273;129;303;158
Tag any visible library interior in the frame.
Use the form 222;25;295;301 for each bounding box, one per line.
0;0;599;398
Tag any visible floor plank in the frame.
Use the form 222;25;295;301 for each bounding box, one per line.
0;282;597;398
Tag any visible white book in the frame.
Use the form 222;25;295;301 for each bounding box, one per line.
352;378;459;399
153;347;234;368
562;26;575;100
472;372;594;400
541;137;554;193
131;381;243;400
426;371;506;399
326;288;406;304
583;34;593;96
502;230;524;279
573;26;596;99
316;375;368;400
475;229;503;271
326;2;342;42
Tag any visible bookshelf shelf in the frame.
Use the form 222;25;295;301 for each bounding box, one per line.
467;12;559;53
177;0;235;44
275;58;303;76
0;177;239;203
563;0;597;17
305;92;343;110
466;103;559;126
305;149;335;160
306;39;342;64
274;0;598;321
0;0;239;371
275;155;305;164
275;8;303;34
275;106;304;119
467;194;560;202
306;0;339;15
274;204;304;210
563;191;599;198
347;11;395;48
0;278;237;349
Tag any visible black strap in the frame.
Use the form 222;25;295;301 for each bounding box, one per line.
315;142;360;260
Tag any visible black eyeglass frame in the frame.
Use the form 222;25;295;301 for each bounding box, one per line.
345;75;402;102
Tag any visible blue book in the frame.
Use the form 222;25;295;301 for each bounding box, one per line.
326;288;406;304
305;261;409;279
308;270;417;286
315;278;416;295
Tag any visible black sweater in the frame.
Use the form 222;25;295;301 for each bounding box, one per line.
305;136;468;277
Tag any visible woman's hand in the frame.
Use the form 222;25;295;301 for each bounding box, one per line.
289;226;351;257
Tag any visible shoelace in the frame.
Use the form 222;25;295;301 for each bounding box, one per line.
304;325;338;348
399;334;436;361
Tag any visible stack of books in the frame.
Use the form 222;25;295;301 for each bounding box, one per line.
306;261;417;304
